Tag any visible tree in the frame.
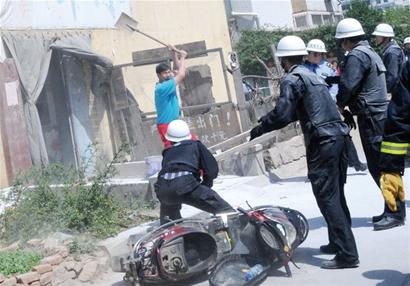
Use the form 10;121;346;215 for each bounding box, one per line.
344;0;383;35
235;0;410;77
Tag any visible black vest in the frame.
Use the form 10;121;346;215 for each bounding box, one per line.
349;43;389;115
288;66;349;145
159;140;200;176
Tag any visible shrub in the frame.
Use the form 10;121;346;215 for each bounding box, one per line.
0;144;133;243
0;250;42;276
236;2;410;76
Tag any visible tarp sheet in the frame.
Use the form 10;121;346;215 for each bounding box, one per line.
0;0;131;29
2;30;112;166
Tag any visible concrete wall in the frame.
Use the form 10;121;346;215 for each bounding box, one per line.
292;0;308;13
0;132;7;187
252;0;294;29
0;36;7;187
0;0;236;187
91;0;236;115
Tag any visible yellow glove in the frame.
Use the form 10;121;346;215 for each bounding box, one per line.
380;172;405;212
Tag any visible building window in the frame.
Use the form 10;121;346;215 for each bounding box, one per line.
323;14;332;24
295;15;307;28
312;14;323;26
334;15;342;22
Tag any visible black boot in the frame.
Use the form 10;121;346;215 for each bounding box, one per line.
373;215;404;231
372;204;388;223
354;162;367;172
320;244;338;254
399;200;406;220
321;255;359;269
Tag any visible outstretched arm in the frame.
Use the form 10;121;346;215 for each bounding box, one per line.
168;45;188;85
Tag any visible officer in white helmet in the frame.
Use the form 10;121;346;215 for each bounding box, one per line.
304;39;338;100
250;35;359;269
403;37;410;60
335;18;390;227
305;39;367;172
372;23;404;92
154;119;234;225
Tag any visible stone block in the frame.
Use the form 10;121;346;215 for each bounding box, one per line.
97;256;110;273
0;277;17;286
0;274;5;283
29;282;40;286
61;261;75;271
26;239;42;249
78;261;98;282
72;262;83;275
40;255;63;266
39;272;52;286
41;239;61;254
16;272;39;285
32;264;52;274
51;265;75;285
2;242;19;251
56;246;69;258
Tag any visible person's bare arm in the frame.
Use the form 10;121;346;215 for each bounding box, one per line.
168;45;180;71
174;49;188;85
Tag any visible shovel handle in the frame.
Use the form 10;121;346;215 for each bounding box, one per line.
128;25;183;54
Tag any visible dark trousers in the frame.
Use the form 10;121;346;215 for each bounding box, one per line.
155;175;234;225
357;113;386;187
307;136;358;261
346;136;363;168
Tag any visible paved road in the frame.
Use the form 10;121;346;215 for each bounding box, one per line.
96;168;410;286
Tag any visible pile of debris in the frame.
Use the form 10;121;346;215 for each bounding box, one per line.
0;234;110;286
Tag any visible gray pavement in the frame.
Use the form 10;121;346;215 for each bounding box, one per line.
96;168;410;286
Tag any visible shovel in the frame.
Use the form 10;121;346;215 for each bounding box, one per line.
115;12;182;54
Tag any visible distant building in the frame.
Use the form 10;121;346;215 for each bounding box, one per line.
291;0;343;30
341;0;410;11
225;0;343;37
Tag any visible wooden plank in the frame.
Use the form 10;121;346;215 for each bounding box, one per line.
214;130;278;162
132;40;207;66
110;67;129;110
0;59;32;183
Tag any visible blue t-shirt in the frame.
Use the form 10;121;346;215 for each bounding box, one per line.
155;78;180;124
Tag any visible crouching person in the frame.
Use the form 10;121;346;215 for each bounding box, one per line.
154;119;235;225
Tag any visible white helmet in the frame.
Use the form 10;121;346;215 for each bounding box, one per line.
276;35;308;57
165;120;192;142
372;23;394;37
335;18;365;39
403;37;410;45
306;39;327;53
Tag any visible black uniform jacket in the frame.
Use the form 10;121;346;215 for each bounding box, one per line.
380;58;410;174
259;65;348;148
159;140;218;187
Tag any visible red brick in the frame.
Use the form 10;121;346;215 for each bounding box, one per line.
16;272;39;285
0;277;17;286
40;255;63;266
32;264;52;275
39;272;52;286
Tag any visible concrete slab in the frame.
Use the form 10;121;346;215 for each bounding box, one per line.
96;168;410;286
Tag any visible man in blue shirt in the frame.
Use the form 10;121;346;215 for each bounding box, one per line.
155;47;188;148
304;39;338;100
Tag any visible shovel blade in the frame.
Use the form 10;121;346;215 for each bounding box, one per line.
115;12;139;32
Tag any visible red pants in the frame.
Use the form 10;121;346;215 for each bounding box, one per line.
157;123;198;149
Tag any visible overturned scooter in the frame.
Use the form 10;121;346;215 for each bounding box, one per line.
123;204;308;286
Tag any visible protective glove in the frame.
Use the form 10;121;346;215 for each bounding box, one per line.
249;125;265;141
380;172;404;212
342;109;356;130
324;76;340;85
